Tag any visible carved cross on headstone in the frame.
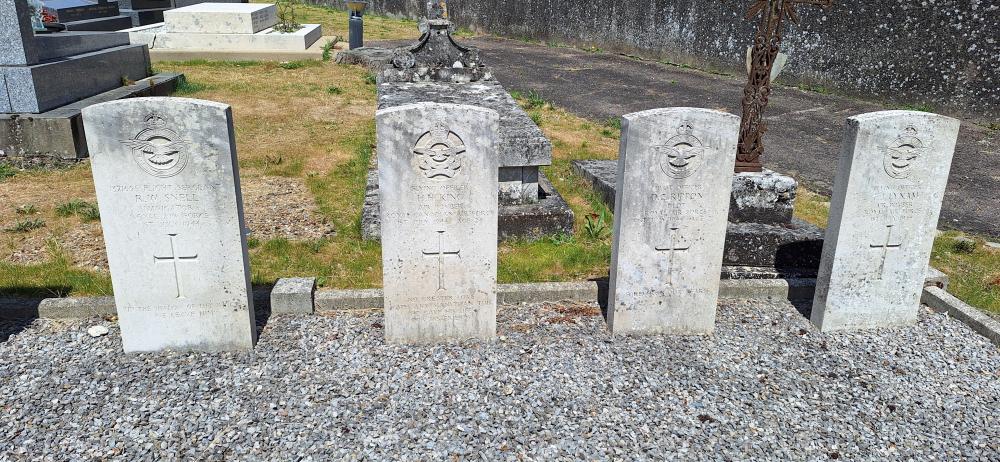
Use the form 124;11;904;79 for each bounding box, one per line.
153;233;200;299
736;0;833;173
422;230;461;291
869;224;902;280
654;226;691;286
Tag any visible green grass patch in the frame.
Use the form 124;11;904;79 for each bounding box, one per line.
327;85;343;95
173;75;210;95
279;60;323;70
15;204;38;215
55;199;100;222
5;218;45;233
241;154;305;177
0;164;16;182
0;243;111;297
161;59;264;68
931;232;1000;315
794;189;999;315
898;102;936;113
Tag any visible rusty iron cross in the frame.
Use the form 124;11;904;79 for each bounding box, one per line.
736;0;832;173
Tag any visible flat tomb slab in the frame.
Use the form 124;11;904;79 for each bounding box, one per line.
127;24;323;51
164;3;278;34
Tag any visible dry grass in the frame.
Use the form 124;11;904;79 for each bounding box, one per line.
252;0;421;42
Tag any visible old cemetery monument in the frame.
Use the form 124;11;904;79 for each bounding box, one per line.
813;111;961;331
339;3;575;241
37;0;133;31
83;97;256;352
608;108;739;335
125;2;324;53
0;0;180;165
116;0;247;27
378;103;499;343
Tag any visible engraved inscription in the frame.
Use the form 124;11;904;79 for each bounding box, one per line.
884;126;927;180
121;114;191;178
412;125;465;181
422;230;461;291
869;224;902;280
153;233;199;298
656;122;704;179
653;225;691;286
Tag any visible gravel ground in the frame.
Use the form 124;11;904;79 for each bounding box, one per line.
1;300;997;461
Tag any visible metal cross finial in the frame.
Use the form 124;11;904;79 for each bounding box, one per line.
422;230;461;291
736;0;833;173
153;233;199;299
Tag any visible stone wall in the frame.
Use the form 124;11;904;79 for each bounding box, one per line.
345;0;999;122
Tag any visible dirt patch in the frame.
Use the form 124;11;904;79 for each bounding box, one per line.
1;175;331;271
241;175;335;241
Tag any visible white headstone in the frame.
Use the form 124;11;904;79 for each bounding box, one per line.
377;102;500;343
607;108;739;335
83;97;256;352
812;110;960;332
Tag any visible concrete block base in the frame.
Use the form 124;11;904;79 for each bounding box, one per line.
271;278;316;315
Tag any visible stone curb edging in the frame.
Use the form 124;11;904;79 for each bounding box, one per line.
9;270;995;348
921;286;1000;347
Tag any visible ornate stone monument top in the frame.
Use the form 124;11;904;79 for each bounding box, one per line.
381;0;489;83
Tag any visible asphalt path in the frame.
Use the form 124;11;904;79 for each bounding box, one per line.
464;37;1000;238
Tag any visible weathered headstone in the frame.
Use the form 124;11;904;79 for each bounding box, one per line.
812;110;960;332
607;108;740;335
378;102;499;343
83;97;256;352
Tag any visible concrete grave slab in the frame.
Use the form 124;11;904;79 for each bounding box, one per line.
164;3;277;34
607;108;739;335
378;102;500;343
812;110;960;332
83;97;256;352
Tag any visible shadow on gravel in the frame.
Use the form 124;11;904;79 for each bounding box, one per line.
252;285;273;338
790;299;813;319
0;285;67;342
594;277;610;321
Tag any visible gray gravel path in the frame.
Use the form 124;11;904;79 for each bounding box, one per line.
1;301;998;461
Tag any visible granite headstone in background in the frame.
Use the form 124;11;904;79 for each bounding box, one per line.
607;108;739;335
812;110;960;332
378;102;500;343
0;0;39;66
83;97;256;352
